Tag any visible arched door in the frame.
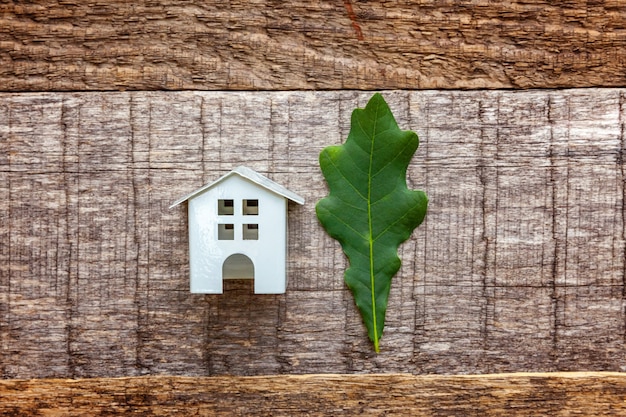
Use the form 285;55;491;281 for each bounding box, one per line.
222;253;254;280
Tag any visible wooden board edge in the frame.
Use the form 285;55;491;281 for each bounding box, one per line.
1;372;625;416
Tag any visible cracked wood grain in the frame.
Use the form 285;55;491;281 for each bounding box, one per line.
0;89;625;379
1;373;626;416
1;1;626;91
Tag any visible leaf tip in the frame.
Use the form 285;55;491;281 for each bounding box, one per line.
366;92;387;109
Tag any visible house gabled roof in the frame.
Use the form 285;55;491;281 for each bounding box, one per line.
170;166;305;209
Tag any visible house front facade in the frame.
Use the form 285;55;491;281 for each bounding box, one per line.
171;167;304;294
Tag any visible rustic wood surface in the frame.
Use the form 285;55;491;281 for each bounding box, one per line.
0;372;625;416
2;1;626;91
1;89;626;379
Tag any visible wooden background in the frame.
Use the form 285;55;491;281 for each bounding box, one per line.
2;0;626;413
2;89;626;379
2;1;625;91
2;373;626;416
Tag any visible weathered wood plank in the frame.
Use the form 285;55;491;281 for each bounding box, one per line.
1;373;626;416
0;89;625;378
2;1;626;91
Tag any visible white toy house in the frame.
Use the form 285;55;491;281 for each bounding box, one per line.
170;166;305;294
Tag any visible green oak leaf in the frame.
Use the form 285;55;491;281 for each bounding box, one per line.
316;93;428;353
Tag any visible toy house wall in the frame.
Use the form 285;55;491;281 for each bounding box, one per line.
1;1;626;383
187;175;288;294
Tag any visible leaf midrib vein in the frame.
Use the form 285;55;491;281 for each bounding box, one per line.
370;138;416;180
372;200;421;243
356;123;394;142
364;106;379;353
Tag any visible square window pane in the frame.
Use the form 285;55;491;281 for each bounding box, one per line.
243;224;258;240
218;199;234;215
218;224;234;240
243;199;259;215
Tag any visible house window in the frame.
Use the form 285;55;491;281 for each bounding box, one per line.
218;224;234;240
243;199;258;215
243;224;258;240
218;199;234;215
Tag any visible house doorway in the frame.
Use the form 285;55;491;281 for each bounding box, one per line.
222;254;254;280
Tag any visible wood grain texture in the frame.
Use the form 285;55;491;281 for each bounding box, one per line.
2;1;626;91
1;373;626;416
1;89;625;379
